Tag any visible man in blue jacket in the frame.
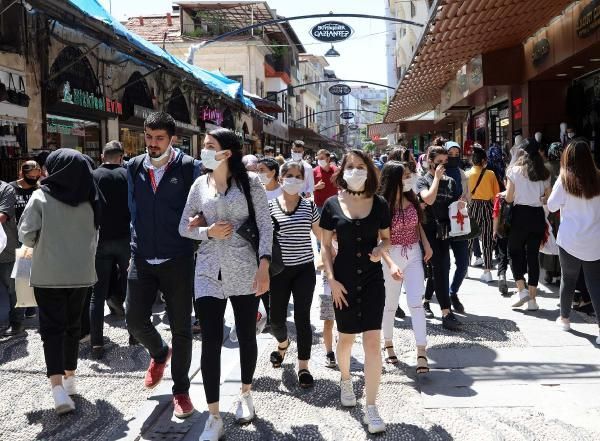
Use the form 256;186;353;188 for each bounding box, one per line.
125;111;201;419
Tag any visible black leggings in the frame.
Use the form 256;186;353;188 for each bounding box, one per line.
269;262;316;361
509;205;545;287
424;228;451;310
197;295;259;404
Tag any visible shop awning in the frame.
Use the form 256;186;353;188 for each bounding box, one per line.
289;126;346;151
386;0;575;122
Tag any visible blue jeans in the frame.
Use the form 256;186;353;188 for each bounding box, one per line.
90;238;130;347
125;255;194;394
450;240;469;296
0;261;23;326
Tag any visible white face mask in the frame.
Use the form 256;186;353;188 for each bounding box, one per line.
291;152;303;161
201;149;226;170
318;159;328;168
567;132;575;139
343;169;368;191
403;174;418;192
281;177;304;195
148;146;172;164
258;173;272;185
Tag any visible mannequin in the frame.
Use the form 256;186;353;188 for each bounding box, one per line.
509;134;525;166
560;122;568;146
534;132;542;143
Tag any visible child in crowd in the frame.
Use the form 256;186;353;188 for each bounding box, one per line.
320;231;338;368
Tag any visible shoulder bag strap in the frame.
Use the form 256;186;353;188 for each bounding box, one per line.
471;168;487;196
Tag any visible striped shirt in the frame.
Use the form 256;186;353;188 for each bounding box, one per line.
269;197;320;266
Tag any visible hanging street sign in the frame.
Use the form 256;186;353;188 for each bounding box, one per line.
348;124;359;130
329;84;352;96
340;111;355;119
310;21;354;43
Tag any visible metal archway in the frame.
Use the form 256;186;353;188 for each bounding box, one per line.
294;108;383;124
265;79;394;100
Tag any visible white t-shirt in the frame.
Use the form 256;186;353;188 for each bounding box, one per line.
507;166;550;207
547;179;600;261
265;186;283;201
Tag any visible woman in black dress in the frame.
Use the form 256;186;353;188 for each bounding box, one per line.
320;149;391;435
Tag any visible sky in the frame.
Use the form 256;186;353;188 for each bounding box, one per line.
98;0;389;87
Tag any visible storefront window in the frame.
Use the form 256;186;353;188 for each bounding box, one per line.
46;115;101;162
120;126;146;158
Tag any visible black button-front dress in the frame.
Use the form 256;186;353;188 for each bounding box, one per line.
319;195;391;334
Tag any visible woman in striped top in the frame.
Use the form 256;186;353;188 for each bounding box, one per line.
268;161;321;388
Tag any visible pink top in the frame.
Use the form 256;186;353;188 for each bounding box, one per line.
390;203;420;255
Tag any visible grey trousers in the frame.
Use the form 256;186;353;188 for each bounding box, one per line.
558;247;600;323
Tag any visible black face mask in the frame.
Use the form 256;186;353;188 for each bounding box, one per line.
24;177;39;186
447;157;461;169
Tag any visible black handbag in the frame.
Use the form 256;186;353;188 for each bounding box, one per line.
17;76;29;107
496;200;513;238
237;181;284;277
6;73;18;104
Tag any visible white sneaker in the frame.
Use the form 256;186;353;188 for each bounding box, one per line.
512;289;530;308
527;299;539;311
596;335;600;345
556;317;570;331
235;391;255;424
62;376;77;396
52;385;75;415
199;414;224;441
472;257;484;267
480;272;493;283
340;378;356;407
363;404;386;434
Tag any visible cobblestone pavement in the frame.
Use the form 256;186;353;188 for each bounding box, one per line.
2;266;600;441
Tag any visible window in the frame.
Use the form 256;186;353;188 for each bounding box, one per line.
0;0;24;53
410;1;416;18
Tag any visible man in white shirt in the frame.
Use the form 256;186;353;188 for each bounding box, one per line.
289;140;314;198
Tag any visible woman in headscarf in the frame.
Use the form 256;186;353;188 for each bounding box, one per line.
18;149;100;415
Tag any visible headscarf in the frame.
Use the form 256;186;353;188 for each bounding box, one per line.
41;149;101;228
443;142;463;198
487;143;506;182
548;142;564;162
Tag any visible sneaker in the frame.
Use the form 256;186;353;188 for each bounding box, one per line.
52;385;75;415
144;347;171;389
395;306;406;319
512;289;530;308
472;257;484;267
423;301;434;319
235;391;255;424
480;271;493;283
3;323;25;336
340;378;356;407
79;334;90;343
527;299;539;311
173;393;195;419
498;275;509;296
442;312;462;330
91;346;104;360
199;414;224;441
450;294;465;314
556;317;570;331
62;376;77;396
325;351;337;368
362;404;386;434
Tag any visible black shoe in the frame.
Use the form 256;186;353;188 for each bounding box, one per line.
450;294;465;314
24;307;37;319
544;273;553;284
3;323;25;336
106;297;125;317
499;276;509;297
128;334;138;346
423;301;434;319
325;351;337;368
192;320;202;335
91;346;105;360
442;312;462;330
395;306;406;319
574;303;596;316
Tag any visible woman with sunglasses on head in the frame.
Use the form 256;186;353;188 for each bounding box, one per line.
378;161;432;373
320;149;391;434
268;161;321;388
179;128;272;441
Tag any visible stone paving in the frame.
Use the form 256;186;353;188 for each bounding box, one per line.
2;264;600;440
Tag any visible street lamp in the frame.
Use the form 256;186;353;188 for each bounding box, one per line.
324;44;340;57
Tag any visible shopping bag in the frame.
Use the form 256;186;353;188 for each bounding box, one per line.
540;219;559;256
449;201;472;237
0;223;6;255
10;246;36;307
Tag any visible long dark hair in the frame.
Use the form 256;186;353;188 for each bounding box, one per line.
515;150;550;182
335;149;379;197
378;161;423;223
388;147;417;173
561;138;600;199
207;128;250;195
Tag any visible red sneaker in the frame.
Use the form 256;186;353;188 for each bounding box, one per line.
173;393;195;418
144;347;172;389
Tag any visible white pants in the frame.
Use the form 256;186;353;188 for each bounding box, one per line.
382;244;427;346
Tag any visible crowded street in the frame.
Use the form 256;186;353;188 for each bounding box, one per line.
1;1;600;440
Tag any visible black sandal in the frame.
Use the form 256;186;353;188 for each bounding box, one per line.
382;345;398;365
416;355;430;374
269;340;290;368
298;369;314;388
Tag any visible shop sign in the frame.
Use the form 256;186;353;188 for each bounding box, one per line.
175;120;200;133
61;81;122;115
310;21;354;43
532;38;550;64
329;84;351;96
199;107;224;126
577;0;600;38
474;114;486;129
134;105;200;133
47;120;86;136
512;98;523;120
340;111;354;120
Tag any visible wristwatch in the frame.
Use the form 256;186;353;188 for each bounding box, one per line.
259;254;272;263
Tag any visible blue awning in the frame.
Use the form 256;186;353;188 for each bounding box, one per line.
66;0;253;107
